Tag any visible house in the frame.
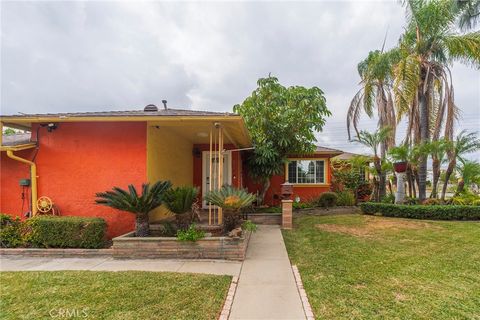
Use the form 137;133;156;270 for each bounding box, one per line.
1;105;341;238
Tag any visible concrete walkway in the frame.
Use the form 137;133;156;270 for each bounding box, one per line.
0;256;241;276
229;225;306;319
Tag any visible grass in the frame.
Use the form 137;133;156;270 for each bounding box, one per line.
283;214;480;320
0;271;231;320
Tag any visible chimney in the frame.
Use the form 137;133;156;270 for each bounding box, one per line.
144;104;158;112
162;100;167;110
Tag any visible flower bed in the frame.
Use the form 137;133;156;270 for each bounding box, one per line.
112;231;251;260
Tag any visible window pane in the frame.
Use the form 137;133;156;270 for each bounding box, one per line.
288;161;297;183
298;160;316;183
316;160;325;183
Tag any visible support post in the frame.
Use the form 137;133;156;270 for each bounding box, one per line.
395;172;406;204
281;200;293;230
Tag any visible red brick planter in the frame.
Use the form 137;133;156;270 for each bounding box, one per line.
112;232;251;261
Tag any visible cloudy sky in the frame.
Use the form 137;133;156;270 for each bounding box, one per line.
1;1;479;156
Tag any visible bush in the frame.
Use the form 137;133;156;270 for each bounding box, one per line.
176;224;205;242
360;202;480;220
381;194;395;204
0;214;24;248
316;192;337;208
25;216;106;249
242;220;258;232
336;191;356;206
422;198;443;206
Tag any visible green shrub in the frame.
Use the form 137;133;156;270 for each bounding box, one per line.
25;216;106;249
316;192;337;208
381;194;395;204
360;202;480;220
336;191;356;206
163;186;198;214
242;220;258;232
0;214;24;248
176;224;205;242
402;197;420;205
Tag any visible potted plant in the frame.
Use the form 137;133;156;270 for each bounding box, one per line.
204;186;256;232
95;181;172;237
163;186;199;230
388;145;409;173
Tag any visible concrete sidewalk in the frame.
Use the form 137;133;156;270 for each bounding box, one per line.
229;225;306;319
0;256;241;276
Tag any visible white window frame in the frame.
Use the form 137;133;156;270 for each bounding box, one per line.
286;159;327;185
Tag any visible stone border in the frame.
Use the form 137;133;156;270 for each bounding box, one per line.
0;248;112;258
218;276;238;320
292;265;315;320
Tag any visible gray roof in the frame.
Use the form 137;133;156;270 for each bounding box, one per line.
315;146;343;154
0;108;237;119
2;132;32;146
333;151;372;161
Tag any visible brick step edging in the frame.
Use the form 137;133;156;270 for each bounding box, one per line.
0;248;113;258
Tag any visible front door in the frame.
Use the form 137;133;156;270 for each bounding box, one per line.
202;151;232;207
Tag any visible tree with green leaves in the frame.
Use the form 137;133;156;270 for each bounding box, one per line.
352;127;392;201
441;130;480;199
3;128;16;135
456;160;480;193
95;181;172;236
393;0;480;200
233;75;331;204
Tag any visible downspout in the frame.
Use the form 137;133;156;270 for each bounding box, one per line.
6;150;38;216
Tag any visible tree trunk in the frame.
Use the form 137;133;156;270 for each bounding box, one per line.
418;88;429;201
135;214;150;237
257;178;271;205
413;168;418;198
407;167;413;197
441;159;456;200
430;157;440;198
457;179;465;194
374;158;385;201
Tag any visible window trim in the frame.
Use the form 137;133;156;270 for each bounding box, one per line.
285;158;329;186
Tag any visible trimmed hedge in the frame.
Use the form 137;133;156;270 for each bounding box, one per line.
25;216;106;249
0;214;24;248
360;202;480;220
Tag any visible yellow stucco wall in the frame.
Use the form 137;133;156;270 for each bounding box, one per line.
147;125;193;221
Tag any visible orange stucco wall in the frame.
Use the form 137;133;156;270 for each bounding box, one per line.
0;122;147;238
192;144;243;201
244;154;335;206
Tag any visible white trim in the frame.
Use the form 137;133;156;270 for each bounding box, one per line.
287;159;326;185
202;151;232;208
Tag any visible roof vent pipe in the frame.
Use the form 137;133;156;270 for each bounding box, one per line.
162;100;167;110
144;104;158;112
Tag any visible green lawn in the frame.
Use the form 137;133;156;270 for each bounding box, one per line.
0;271;231;320
283;214;480;320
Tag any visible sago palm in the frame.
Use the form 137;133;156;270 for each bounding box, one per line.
393;0;480;200
95;181;172;236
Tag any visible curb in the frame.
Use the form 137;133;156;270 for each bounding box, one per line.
292;265;315;320
219;276;238;320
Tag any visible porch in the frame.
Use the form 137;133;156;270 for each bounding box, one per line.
146;118;251;224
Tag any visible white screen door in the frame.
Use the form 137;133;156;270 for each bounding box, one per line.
202;151;232;207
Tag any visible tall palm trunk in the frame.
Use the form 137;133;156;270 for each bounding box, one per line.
418;86;429;201
258;178;271;205
441;159;456;200
430;156;440;198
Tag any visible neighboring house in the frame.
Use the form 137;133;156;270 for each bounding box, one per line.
1;105;341;238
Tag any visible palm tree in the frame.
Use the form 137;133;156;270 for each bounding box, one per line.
95;181;172;236
393;0;480;200
352;127;392;201
455;0;480;30
441;130;480;199
424;139;451;198
456;160;480;193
